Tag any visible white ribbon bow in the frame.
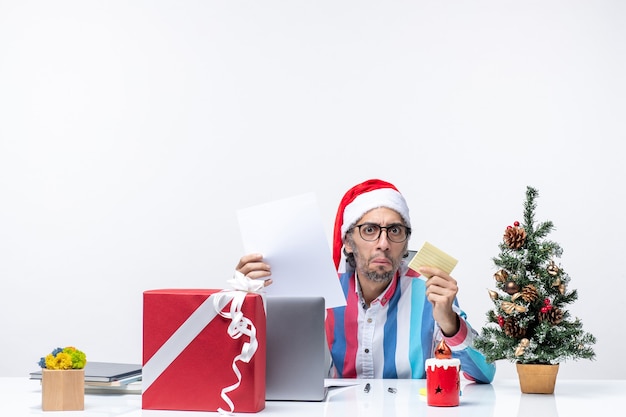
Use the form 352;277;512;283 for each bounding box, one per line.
213;271;265;415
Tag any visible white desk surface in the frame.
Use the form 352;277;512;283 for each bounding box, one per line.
4;377;624;416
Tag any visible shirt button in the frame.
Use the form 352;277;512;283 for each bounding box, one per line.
364;349;370;353
367;318;373;323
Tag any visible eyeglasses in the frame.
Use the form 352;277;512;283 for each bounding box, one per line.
352;223;411;243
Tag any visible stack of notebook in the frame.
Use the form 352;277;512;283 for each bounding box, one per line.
30;362;142;393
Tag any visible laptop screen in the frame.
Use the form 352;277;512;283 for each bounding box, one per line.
265;296;328;401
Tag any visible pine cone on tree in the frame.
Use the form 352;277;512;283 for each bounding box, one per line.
503;317;526;338
504;225;526;249
538;307;563;324
520;284;539;303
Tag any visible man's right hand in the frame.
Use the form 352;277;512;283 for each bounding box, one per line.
236;253;273;286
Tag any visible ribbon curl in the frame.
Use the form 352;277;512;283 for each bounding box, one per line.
213;271;265;415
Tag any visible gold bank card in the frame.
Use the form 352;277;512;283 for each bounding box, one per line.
408;241;458;278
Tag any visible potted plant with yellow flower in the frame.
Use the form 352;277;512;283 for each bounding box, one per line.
38;346;87;411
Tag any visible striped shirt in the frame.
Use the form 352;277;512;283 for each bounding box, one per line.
325;266;496;383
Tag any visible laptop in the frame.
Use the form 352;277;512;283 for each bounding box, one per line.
265;296;328;401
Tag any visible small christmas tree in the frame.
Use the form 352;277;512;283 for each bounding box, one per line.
474;186;596;365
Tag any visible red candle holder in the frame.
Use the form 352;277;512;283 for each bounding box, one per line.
425;357;461;407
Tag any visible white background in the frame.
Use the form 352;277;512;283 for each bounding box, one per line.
1;1;624;380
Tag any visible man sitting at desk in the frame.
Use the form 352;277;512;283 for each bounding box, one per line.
236;179;495;383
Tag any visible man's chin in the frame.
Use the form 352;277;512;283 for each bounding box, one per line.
364;269;394;283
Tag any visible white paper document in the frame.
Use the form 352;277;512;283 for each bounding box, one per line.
237;192;346;308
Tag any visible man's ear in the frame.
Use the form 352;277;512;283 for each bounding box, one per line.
343;240;353;256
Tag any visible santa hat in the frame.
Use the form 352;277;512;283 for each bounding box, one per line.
333;179;411;272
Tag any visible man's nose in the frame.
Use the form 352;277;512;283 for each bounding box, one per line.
376;229;392;248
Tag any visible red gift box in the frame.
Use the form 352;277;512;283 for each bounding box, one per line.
142;289;266;413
